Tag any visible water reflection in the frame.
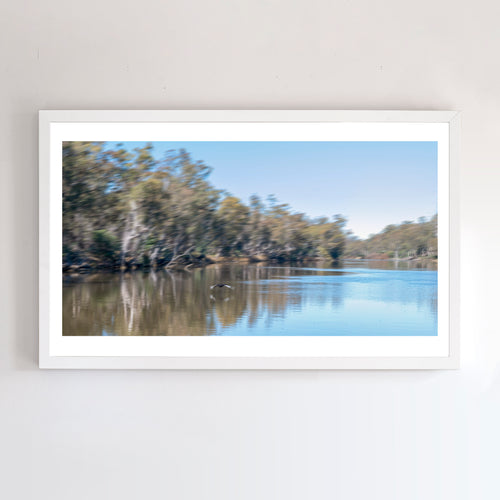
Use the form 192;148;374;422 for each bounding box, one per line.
63;261;438;336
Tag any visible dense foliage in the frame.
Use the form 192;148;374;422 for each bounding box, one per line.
63;142;437;271
63;142;348;270
344;216;438;260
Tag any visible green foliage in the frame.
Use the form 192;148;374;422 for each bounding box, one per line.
90;230;120;266
63;141;435;272
344;215;438;260
216;196;250;256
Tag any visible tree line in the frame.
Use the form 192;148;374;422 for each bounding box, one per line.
63;141;437;272
344;216;438;260
63;142;347;271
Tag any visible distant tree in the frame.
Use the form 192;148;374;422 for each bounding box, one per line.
343;216;438;260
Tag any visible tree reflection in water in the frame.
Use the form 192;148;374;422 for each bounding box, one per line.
63;264;347;336
63;261;437;336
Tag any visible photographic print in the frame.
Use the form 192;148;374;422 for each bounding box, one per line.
39;111;459;368
63;140;439;337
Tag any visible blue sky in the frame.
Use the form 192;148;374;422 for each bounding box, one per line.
107;141;437;239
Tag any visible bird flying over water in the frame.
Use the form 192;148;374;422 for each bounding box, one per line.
210;284;232;289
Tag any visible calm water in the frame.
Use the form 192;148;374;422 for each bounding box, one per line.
63;261;438;336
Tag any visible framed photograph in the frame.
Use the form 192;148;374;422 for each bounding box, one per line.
39;110;459;369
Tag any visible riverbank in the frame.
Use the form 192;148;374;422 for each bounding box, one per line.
63;252;437;274
346;255;437;263
63;253;344;274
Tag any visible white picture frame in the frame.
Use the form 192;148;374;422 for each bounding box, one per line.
39;110;460;369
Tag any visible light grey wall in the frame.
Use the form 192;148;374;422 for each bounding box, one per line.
1;1;499;499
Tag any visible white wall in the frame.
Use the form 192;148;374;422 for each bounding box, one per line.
1;1;499;499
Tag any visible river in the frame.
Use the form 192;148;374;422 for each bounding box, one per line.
63;260;438;336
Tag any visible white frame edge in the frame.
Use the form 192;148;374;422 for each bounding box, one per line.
39;110;460;370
